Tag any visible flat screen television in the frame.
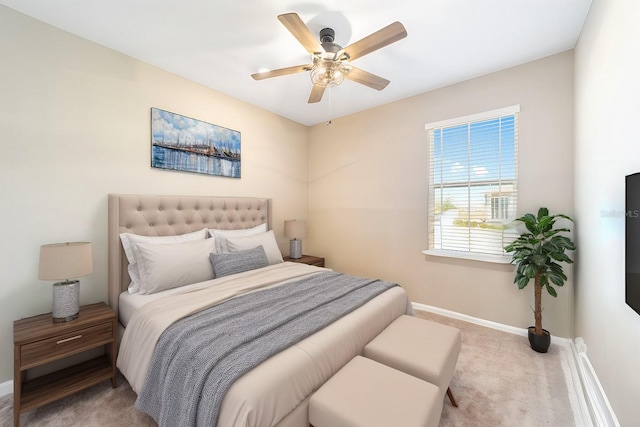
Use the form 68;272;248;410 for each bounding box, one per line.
626;172;640;315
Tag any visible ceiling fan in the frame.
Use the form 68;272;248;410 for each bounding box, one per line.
251;13;407;103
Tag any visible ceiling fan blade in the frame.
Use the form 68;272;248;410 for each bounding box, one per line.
308;85;326;103
342;21;407;62
251;64;311;80
278;13;324;54
344;67;390;91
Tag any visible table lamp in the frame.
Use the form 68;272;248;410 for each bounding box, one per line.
284;220;307;259
39;242;93;322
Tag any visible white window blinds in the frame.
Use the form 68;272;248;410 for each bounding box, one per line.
426;106;519;258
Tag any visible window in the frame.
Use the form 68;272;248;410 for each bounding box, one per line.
425;106;519;261
490;196;510;220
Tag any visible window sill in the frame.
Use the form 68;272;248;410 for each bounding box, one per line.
422;250;513;264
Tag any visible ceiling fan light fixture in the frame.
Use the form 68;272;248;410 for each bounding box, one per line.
310;59;347;88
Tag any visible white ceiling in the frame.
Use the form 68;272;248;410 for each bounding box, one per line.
2;0;591;126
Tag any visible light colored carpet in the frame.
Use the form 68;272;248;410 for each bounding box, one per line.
414;310;583;427
0;310;582;426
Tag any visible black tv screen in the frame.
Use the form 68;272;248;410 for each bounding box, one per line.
626;172;640;315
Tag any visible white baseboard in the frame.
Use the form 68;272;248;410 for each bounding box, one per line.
571;338;621;427
411;302;571;345
0;380;12;398
412;302;619;427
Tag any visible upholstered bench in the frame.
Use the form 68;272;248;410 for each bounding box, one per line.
364;315;461;407
309;356;442;427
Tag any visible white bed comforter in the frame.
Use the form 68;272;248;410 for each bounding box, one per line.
117;262;411;427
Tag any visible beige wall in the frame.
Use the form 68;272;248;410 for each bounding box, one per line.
308;51;575;337
0;7;309;384
574;0;640;425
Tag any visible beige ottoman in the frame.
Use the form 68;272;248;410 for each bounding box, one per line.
309;356;442;427
364;315;461;407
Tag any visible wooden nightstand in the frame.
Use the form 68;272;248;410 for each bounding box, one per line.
13;302;117;426
283;254;325;267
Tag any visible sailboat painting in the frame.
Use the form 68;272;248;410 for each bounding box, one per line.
151;107;241;178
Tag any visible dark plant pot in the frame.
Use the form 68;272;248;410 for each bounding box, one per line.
528;327;551;353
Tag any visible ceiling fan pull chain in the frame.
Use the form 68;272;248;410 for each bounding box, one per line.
327;87;333;126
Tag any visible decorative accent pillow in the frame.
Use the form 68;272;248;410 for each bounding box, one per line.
209;245;269;278
135;238;216;295
119;228;208;293
208;223;267;253
225;230;284;265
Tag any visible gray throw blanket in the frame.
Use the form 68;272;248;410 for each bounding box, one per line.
135;270;397;427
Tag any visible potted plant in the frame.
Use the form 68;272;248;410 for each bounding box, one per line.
504;207;576;353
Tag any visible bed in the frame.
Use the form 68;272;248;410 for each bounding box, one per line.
107;193;412;427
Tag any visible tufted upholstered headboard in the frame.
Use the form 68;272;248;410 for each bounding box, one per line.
107;194;271;317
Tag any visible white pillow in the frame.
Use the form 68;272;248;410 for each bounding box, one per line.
225;230;284;265
136;238;216;295
208;223;267;253
120;228;208;293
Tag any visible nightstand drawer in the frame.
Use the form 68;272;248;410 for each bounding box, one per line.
20;322;113;369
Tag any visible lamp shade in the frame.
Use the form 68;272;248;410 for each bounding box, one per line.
284;220;307;239
39;242;93;281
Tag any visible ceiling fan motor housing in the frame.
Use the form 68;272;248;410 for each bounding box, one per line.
319;27;344;57
319;27;335;43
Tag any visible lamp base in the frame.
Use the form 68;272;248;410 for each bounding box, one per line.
289;239;302;259
52;280;79;322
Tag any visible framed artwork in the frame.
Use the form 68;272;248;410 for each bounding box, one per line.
151;107;241;178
